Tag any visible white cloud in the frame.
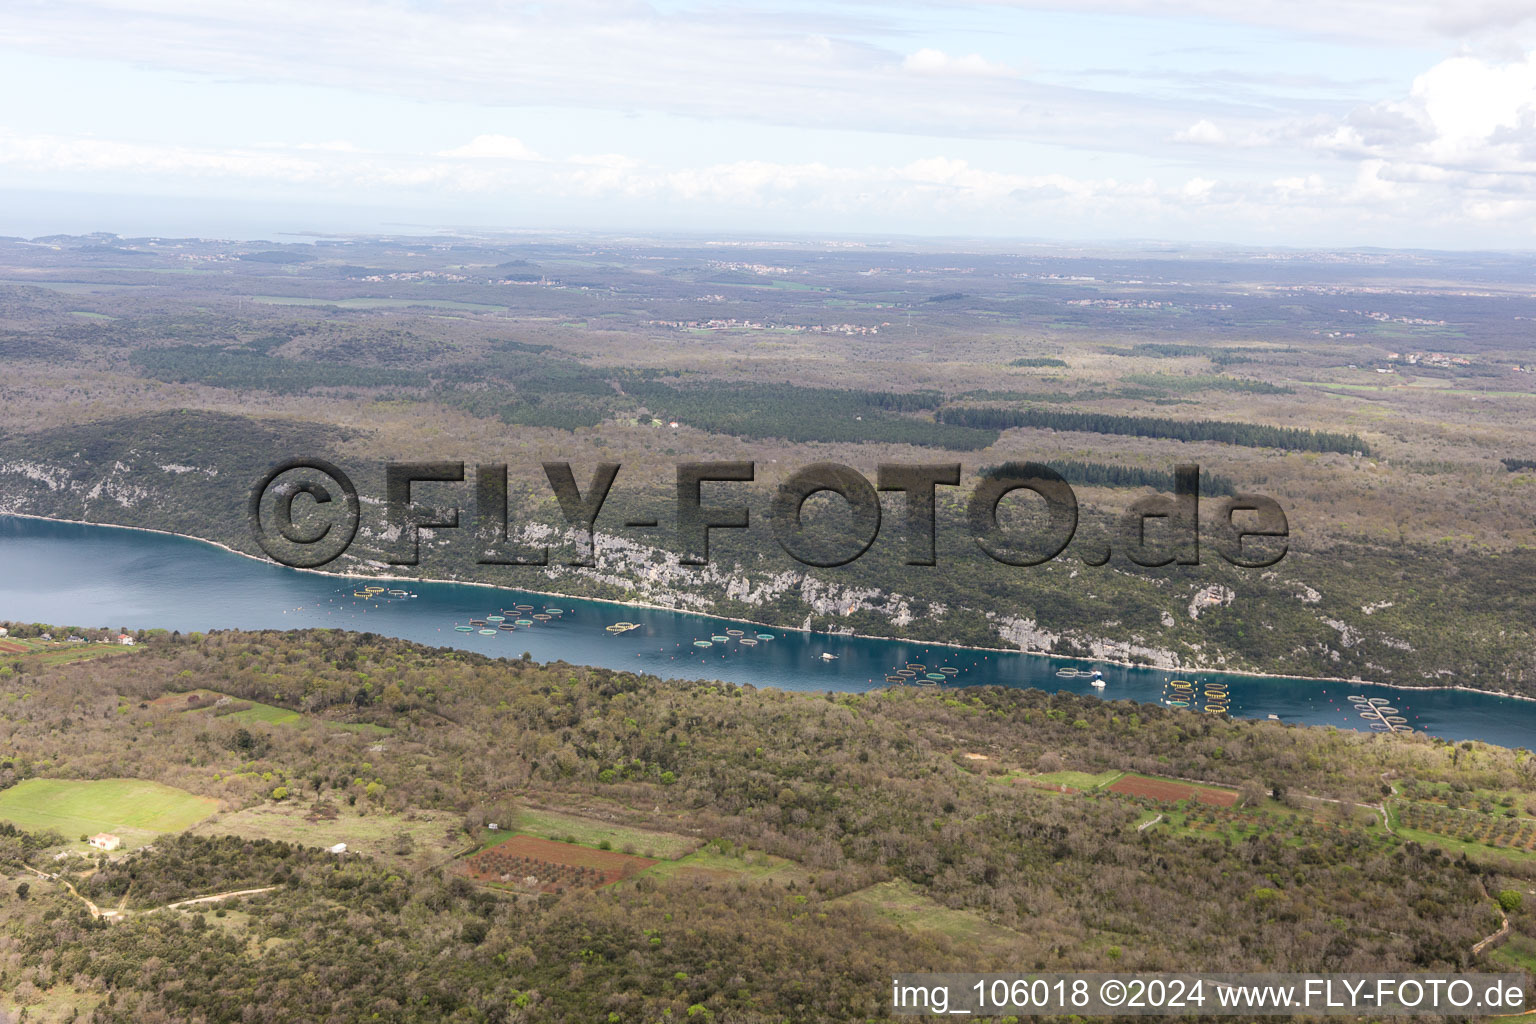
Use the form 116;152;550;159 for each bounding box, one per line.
964;0;1536;45
1181;176;1216;199
1172;119;1227;145
436;135;542;161
902;48;1017;77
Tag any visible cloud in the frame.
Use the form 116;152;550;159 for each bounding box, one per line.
436;135;542;161
0;2;1177;148
1172;119;1227;145
964;0;1536;45
902;48;1017;77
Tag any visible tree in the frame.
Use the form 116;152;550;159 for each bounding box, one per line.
1496;890;1523;913
14;881;28;899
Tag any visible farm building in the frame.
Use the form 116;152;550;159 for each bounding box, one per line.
88;833;122;851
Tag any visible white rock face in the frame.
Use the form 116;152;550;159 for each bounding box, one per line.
1188;585;1235;620
993;616;1058;652
1321;617;1362;648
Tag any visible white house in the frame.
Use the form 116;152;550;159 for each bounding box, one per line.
116;634;135;646
0;627;8;637
88;833;121;851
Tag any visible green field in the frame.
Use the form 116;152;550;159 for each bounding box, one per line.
1030;769;1124;790
331;721;393;736
835;880;1023;954
0;638;140;669
189;801;463;864
638;843;808;886
221;700;304;726
1492;934;1536;973
159;689;383;733
505;807;700;860
0;778;218;848
1386;805;1536;866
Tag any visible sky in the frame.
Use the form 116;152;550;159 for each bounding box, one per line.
5;1;1536;247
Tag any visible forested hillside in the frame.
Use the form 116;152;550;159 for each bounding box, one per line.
0;629;1532;1021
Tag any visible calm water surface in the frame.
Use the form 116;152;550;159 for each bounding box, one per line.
2;516;1532;748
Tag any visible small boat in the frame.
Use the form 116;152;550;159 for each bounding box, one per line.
1267;714;1280;720
820;652;838;661
1090;669;1106;689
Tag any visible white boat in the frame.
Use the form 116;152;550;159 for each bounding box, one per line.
820;652;838;661
1267;714;1280;720
1090;669;1106;688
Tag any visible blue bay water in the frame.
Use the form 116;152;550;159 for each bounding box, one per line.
1;515;1533;748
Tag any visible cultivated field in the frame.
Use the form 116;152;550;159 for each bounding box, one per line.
1108;773;1239;807
0;778;218;847
461;834;655;891
509;807;701;860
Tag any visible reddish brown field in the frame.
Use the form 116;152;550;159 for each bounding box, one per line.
1109;774;1238;807
461;834;656;892
0;640;28;653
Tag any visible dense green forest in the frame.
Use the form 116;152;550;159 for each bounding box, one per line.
938;406;1369;455
627;381;996;449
